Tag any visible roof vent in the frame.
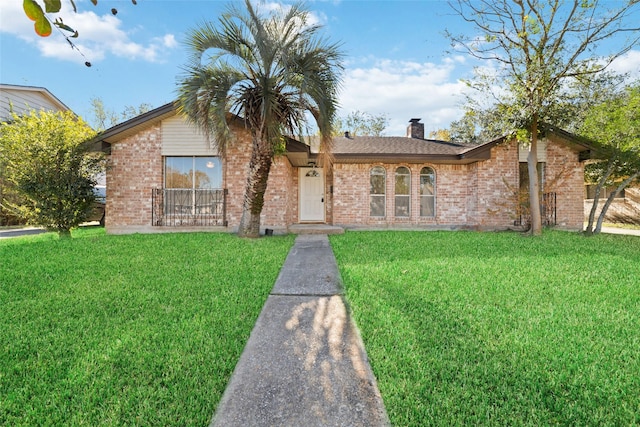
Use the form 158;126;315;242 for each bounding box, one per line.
344;131;350;138
407;118;424;139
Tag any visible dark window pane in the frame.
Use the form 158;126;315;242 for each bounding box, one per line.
420;196;434;217
395;175;409;194
370;167;386;216
370;195;385;217
395;196;410;217
420;175;434;195
420;167;434;195
371;175;385;194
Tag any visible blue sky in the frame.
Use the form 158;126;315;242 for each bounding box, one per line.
1;0;639;135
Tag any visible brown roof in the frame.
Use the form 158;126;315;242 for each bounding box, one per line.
331;135;498;164
334;136;469;155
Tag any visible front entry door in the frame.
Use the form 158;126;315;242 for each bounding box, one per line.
299;167;325;222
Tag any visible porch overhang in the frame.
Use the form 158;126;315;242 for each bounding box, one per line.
285;138;314;166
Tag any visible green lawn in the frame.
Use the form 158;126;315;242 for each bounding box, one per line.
331;230;640;426
0;228;294;426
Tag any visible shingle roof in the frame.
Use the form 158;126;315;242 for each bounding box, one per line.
330;135;498;164
333;136;469;156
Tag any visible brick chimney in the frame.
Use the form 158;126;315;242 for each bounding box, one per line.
407;118;424;139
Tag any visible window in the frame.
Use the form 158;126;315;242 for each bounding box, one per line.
165;157;222;189
370;166;386;217
164;157;222;215
519;162;545;192
395;166;410;217
420;167;435;217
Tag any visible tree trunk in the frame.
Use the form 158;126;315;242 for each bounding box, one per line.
58;229;72;239
237;137;273;238
585;161;615;236
528;118;542;236
594;170;640;234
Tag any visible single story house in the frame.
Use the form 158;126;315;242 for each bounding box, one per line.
93;102;593;234
584;184;640;225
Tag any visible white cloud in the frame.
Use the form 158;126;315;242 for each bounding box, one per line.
608;50;640;80
161;34;178;49
0;1;177;64
339;58;470;135
252;1;327;27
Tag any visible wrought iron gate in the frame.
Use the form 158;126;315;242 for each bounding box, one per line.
152;188;227;226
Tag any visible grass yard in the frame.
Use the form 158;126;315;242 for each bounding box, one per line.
0;228;294;426
331;230;640;426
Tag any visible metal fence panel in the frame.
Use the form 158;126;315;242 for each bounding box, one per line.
152;188;227;226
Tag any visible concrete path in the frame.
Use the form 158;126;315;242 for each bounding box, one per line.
211;234;390;427
599;226;640;237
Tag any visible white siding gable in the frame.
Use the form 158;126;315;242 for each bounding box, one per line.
0;87;68;121
518;138;547;162
161;115;219;156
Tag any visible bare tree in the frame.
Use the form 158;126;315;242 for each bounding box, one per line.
448;0;640;235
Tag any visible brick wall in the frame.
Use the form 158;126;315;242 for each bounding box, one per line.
260;155;294;229
332;162;476;228
106;119;587;233
330;139;585;231
545;137;585;229
106;124;163;229
107;120;295;233
223;131;294;230
474;141;519;228
435;164;470;226
223;131;252;228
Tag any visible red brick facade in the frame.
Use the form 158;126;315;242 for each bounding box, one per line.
105;115;585;234
545;136;586;229
106;122;296;234
106;124;163;231
331;142;518;229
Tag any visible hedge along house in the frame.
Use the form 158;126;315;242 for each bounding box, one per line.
93;102;593;234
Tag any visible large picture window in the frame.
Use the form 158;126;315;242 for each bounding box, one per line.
164;157;222;215
165;157;222;189
370;166;386;217
395;166;410;217
420;167;435;217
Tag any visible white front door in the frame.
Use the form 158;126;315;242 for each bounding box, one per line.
299;167;325;222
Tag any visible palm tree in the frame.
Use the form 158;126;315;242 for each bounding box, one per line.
177;0;343;238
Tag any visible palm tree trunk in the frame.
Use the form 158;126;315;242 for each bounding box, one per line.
237;137;273;238
528;117;542;236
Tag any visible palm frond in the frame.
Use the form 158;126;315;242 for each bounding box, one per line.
177;0;344;157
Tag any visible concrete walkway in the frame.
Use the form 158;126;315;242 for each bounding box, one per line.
599;226;640;237
211;234;390;427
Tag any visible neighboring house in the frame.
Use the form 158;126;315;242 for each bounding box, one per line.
1;84;72;226
0;84;70;120
92;102;593;234
584;184;640;225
